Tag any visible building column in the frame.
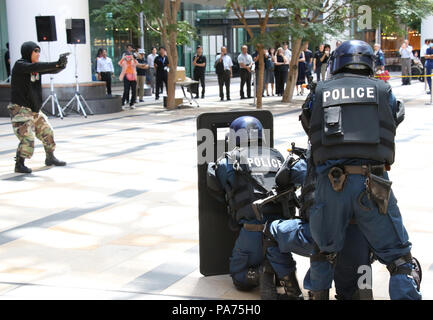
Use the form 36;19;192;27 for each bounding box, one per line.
421;15;433;45
6;0;92;84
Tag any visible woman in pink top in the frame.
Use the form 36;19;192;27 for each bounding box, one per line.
118;53;138;109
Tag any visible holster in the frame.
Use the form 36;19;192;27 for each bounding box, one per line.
328;166;347;192
365;172;392;214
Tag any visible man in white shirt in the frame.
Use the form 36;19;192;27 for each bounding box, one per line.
399;39;413;85
283;42;292;69
237;45;253;99
96;49;114;96
147;47;157;94
215;46;233;101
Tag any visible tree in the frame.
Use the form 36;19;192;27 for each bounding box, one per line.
275;0;433;103
227;0;277;109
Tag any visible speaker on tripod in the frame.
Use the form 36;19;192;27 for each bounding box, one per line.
36;16;57;42
66;19;86;44
35;16;65;119
63;18;93;118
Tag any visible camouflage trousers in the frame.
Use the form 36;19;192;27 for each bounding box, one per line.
8;104;56;159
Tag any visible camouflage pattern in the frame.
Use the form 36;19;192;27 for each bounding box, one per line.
8;104;56;159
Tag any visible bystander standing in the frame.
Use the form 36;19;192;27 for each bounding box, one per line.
119;53;138;109
215;46;233;101
147;47;157;94
136;49;149;102
193;45;206;99
154;47;169;101
97;49;114;96
400;39;413;85
238;45;253;99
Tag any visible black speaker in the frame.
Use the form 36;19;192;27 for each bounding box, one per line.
66;19;86;44
35;16;57;42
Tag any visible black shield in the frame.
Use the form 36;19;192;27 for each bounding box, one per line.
196;110;274;276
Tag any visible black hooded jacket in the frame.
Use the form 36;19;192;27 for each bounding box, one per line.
11;41;64;113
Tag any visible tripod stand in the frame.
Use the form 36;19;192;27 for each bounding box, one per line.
41;42;64;119
63;44;94;118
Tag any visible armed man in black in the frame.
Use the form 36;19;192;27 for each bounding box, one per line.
8;41;68;174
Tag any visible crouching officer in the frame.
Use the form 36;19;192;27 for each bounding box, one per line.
9;41;68;174
263;146;374;300
301;40;421;300
207;116;303;299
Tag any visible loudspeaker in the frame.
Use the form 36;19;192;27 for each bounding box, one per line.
35;16;57;42
66;19;86;44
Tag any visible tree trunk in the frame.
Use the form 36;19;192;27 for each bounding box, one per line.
162;0;180;110
166;31;178;110
256;44;265;109
282;38;303;103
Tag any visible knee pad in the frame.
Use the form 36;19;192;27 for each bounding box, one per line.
387;254;422;291
232;267;260;291
310;251;337;266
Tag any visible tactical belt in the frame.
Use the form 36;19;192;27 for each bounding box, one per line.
243;223;265;232
344;165;386;177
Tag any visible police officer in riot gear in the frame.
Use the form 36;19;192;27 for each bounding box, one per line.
300;40;421;300
207;116;303;299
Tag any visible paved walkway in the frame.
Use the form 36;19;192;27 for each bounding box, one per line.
0;74;432;299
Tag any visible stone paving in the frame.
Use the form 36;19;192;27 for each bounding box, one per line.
0;74;432;299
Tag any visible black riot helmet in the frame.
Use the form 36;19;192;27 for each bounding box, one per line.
228;116;264;147
329;40;375;76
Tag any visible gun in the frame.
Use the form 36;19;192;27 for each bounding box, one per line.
59;52;71;59
251;187;299;221
287;142;307;160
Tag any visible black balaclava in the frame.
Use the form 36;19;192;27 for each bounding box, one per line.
21;41;40;62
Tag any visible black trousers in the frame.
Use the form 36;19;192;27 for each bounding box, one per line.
274;69;287;95
122;78;137;106
239;69;252;98
156;71;168;99
100;72;112;95
193;70;205;97
316;70;321;82
218;70;231;99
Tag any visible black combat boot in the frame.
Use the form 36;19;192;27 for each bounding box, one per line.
260;223;279;300
45;152;67;167
308;289;330;300
15;152;32;174
279;271;304;300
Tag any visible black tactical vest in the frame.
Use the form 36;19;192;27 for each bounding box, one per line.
224;146;285;222
309;74;396;165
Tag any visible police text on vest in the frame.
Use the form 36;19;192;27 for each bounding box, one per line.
323;87;375;103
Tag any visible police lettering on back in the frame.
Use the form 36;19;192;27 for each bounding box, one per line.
247;157;282;169
323;86;376;105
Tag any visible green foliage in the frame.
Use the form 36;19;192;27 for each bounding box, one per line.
226;0;433;44
91;0;197;46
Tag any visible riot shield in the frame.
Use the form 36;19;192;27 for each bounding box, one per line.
197;111;274;276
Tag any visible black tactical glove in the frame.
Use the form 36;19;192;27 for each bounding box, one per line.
57;55;68;69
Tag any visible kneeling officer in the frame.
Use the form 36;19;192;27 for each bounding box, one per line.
207;116;303;299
